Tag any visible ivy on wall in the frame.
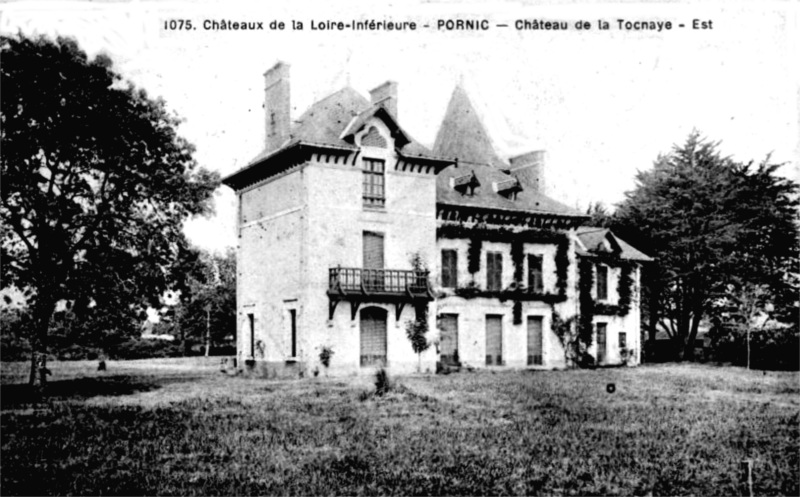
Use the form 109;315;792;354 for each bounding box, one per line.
513;300;522;325
511;239;524;282
577;257;636;355
439;224;571;305
467;236;482;274
578;259;595;348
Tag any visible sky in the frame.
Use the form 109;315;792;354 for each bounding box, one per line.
2;0;797;254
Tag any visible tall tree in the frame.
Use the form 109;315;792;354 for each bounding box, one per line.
0;34;219;385
176;247;236;355
611;132;799;360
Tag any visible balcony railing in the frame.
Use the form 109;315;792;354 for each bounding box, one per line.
329;267;430;295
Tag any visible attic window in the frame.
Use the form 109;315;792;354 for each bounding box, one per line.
493;178;522;200
362;126;387;148
450;170;479;196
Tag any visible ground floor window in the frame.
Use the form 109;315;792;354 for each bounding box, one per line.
527;316;543;365
360;307;387;367
439;314;459;365
247;313;255;358
596;323;607;363
486;314;503;365
289;309;297;357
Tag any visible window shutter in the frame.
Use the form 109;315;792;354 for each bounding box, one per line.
441;250;457;288
486;315;503;365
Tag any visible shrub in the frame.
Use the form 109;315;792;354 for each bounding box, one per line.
319;346;334;369
108;339;184;360
374;367;392;396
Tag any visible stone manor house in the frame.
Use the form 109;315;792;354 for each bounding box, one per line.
222;62;651;377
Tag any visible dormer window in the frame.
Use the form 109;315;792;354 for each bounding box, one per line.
451;170;479;196
363;158;385;207
493;178;522;200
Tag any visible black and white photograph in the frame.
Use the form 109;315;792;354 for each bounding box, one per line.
1;0;798;495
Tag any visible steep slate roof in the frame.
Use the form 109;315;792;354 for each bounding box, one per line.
438;163;582;218
242;87;440;170
433;85;505;168
433;85;584;219
575;227;652;262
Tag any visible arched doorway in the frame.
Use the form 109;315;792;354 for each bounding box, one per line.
360;307;388;367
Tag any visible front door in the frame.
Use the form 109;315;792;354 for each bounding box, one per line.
360;307;387;367
439;314;459;365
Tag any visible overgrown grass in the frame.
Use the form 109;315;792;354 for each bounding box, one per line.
1;360;797;495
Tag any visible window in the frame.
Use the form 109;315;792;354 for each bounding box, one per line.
247;314;255;358
527;254;543;293
486;252;503;291
619;332;626;351
439;314;459;366
596;323;607;363
363;158;385;207
527;316;543;365
441;249;458;288
596;264;608;301
362;231;384;291
289;309;297;357
485;315;503;365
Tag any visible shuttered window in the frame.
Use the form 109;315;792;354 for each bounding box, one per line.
527;316;543;365
527;254;543;293
363;158;385;207
289;309;297;357
360;308;387;367
362;232;384;269
597;323;607;363
248;314;255;358
486;252;503;291
439;314;459;365
363;232;384;291
485;315;503;365
596;265;608;301
441;249;458;288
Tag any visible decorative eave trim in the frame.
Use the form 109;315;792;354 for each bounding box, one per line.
395;152;454;174
222;141;357;191
437;202;589;229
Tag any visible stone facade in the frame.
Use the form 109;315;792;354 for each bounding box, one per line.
223;63;651;377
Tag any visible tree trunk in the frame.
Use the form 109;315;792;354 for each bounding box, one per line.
28;294;56;388
204;307;211;357
682;311;702;361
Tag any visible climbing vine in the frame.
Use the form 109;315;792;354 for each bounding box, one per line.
512;300;522;325
555;237;569;297
511;239;524;283
577;257;636;359
617;262;634;314
467;235;482;274
578;259;595;348
439;224;570;302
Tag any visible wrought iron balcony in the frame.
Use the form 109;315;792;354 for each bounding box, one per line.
329;267;430;294
327;267;433;320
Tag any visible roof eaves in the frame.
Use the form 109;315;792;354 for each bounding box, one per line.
437;201;591;219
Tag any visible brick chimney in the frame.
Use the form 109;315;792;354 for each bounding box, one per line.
509;150;546;193
264;62;291;152
369;81;398;119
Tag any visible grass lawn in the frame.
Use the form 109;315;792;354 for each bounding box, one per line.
1;359;798;496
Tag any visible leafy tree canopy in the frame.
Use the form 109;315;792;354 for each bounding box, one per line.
610;131;799;359
0;34;219;384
